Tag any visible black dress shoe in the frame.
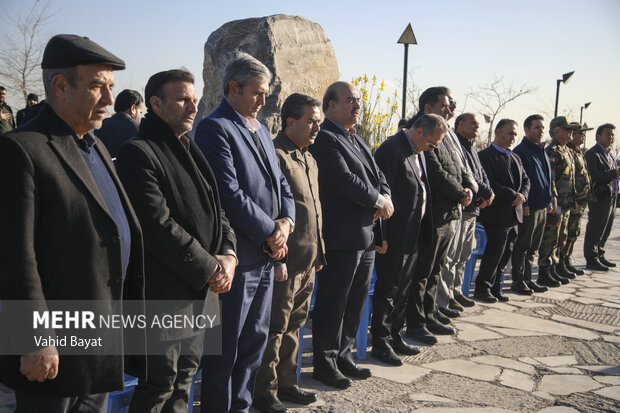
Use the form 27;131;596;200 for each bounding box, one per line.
278;385;317;405
426;320;456;335
473;289;498;303
454;293;475;307
448;298;465;312
438;306;461;318
510;281;533;295
565;257;585;275
371;344;402;366
586;260;610;271
252;394;290;413
599;256;616;267
312;368;351;389
391;335;421;355
405;326;438;345
526;280;548;293
491;290;509;302
337;359;372;379
434;310;452;325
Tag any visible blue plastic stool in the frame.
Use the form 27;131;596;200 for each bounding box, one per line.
354;268;377;361
106;374;138;413
462;224;487;297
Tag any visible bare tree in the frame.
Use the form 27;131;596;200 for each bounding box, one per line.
466;76;537;148
0;0;54;105
395;71;421;120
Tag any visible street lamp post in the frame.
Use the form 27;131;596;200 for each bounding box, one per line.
580;102;591;124
397;23;417;119
554;71;575;117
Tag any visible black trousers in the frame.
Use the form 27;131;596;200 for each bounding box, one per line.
129;334;202;413
476;224;518;293
15;391;108;413
406;220;453;328
511;207;547;283
584;195;617;261
312;247;374;373
371;244;418;345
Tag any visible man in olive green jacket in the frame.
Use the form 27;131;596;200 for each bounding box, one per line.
254;94;326;413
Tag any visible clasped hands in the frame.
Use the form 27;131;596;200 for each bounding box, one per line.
20;345;59;382
265;218;291;261
373;195;394;221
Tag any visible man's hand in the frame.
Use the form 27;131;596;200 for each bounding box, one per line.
548;197;558;214
209;255;237;293
488;193;495;206
523;206;530;216
477;197;489;209
0;112;9;121
616;168;620;178
374;195;394;220
460;188;473;207
266;218;292;251
268;244;288;261
315;265;323;272
376;240;388;254
274;264;288;282
20;346;59;382
512;193;526;206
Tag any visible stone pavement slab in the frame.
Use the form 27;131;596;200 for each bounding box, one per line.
486;326;549;337
408;393;456;403
538;374;603;395
455;322;503;341
537;407;580;412
422;359;500;382
458;309;600;340
546;367;583;374
593;385;620;402
498;369;534;391
534;355;577;367
518;357;541;365
602;334;620;343
550;314;618;333
414;409;514;413
594;375;620;385
470;355;536;374
360;360;430;384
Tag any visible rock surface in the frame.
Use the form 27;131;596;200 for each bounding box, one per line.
194;14;339;136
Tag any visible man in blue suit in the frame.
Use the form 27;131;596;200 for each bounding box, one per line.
309;81;392;389
195;53;295;413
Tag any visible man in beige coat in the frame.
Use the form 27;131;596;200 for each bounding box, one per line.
253;93;326;413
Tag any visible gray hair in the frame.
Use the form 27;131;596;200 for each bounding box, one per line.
42;67;76;100
222;52;272;96
413;113;448;137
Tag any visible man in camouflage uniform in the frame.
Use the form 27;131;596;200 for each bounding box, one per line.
538;116;577;285
559;123;593;276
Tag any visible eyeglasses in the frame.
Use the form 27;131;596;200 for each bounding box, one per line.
425;135;439;150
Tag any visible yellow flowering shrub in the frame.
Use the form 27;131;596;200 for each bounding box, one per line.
351;75;399;153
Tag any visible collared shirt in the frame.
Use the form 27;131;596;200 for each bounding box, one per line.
74;132;131;278
235;110;261;133
491;142;512;156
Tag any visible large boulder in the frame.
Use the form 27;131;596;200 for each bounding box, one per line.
193;14;339;136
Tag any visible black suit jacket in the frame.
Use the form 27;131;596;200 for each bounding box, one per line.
116;113;236;340
585;143;618;201
478;145;530;226
309;118;390;251
0;104;145;396
374;131;427;253
424;137;473;226
95;112;139;158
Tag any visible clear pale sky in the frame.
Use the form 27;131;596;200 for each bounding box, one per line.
1;0;619;148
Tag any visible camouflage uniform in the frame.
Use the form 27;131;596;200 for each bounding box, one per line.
560;143;591;257
538;139;576;267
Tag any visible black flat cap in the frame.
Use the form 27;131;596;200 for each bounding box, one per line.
41;34;125;70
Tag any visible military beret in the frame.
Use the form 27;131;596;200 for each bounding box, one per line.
41;34;125;70
549;116;573;130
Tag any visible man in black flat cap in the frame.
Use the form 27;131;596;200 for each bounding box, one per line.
16;93;39;126
0;34;145;413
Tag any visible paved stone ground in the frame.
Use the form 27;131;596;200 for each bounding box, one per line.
284;216;620;413
1;217;619;412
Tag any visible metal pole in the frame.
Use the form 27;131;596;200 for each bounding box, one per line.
554;79;561;117
402;44;409;119
580;106;584;124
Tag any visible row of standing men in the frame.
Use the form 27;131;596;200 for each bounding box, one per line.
1;34;618;413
